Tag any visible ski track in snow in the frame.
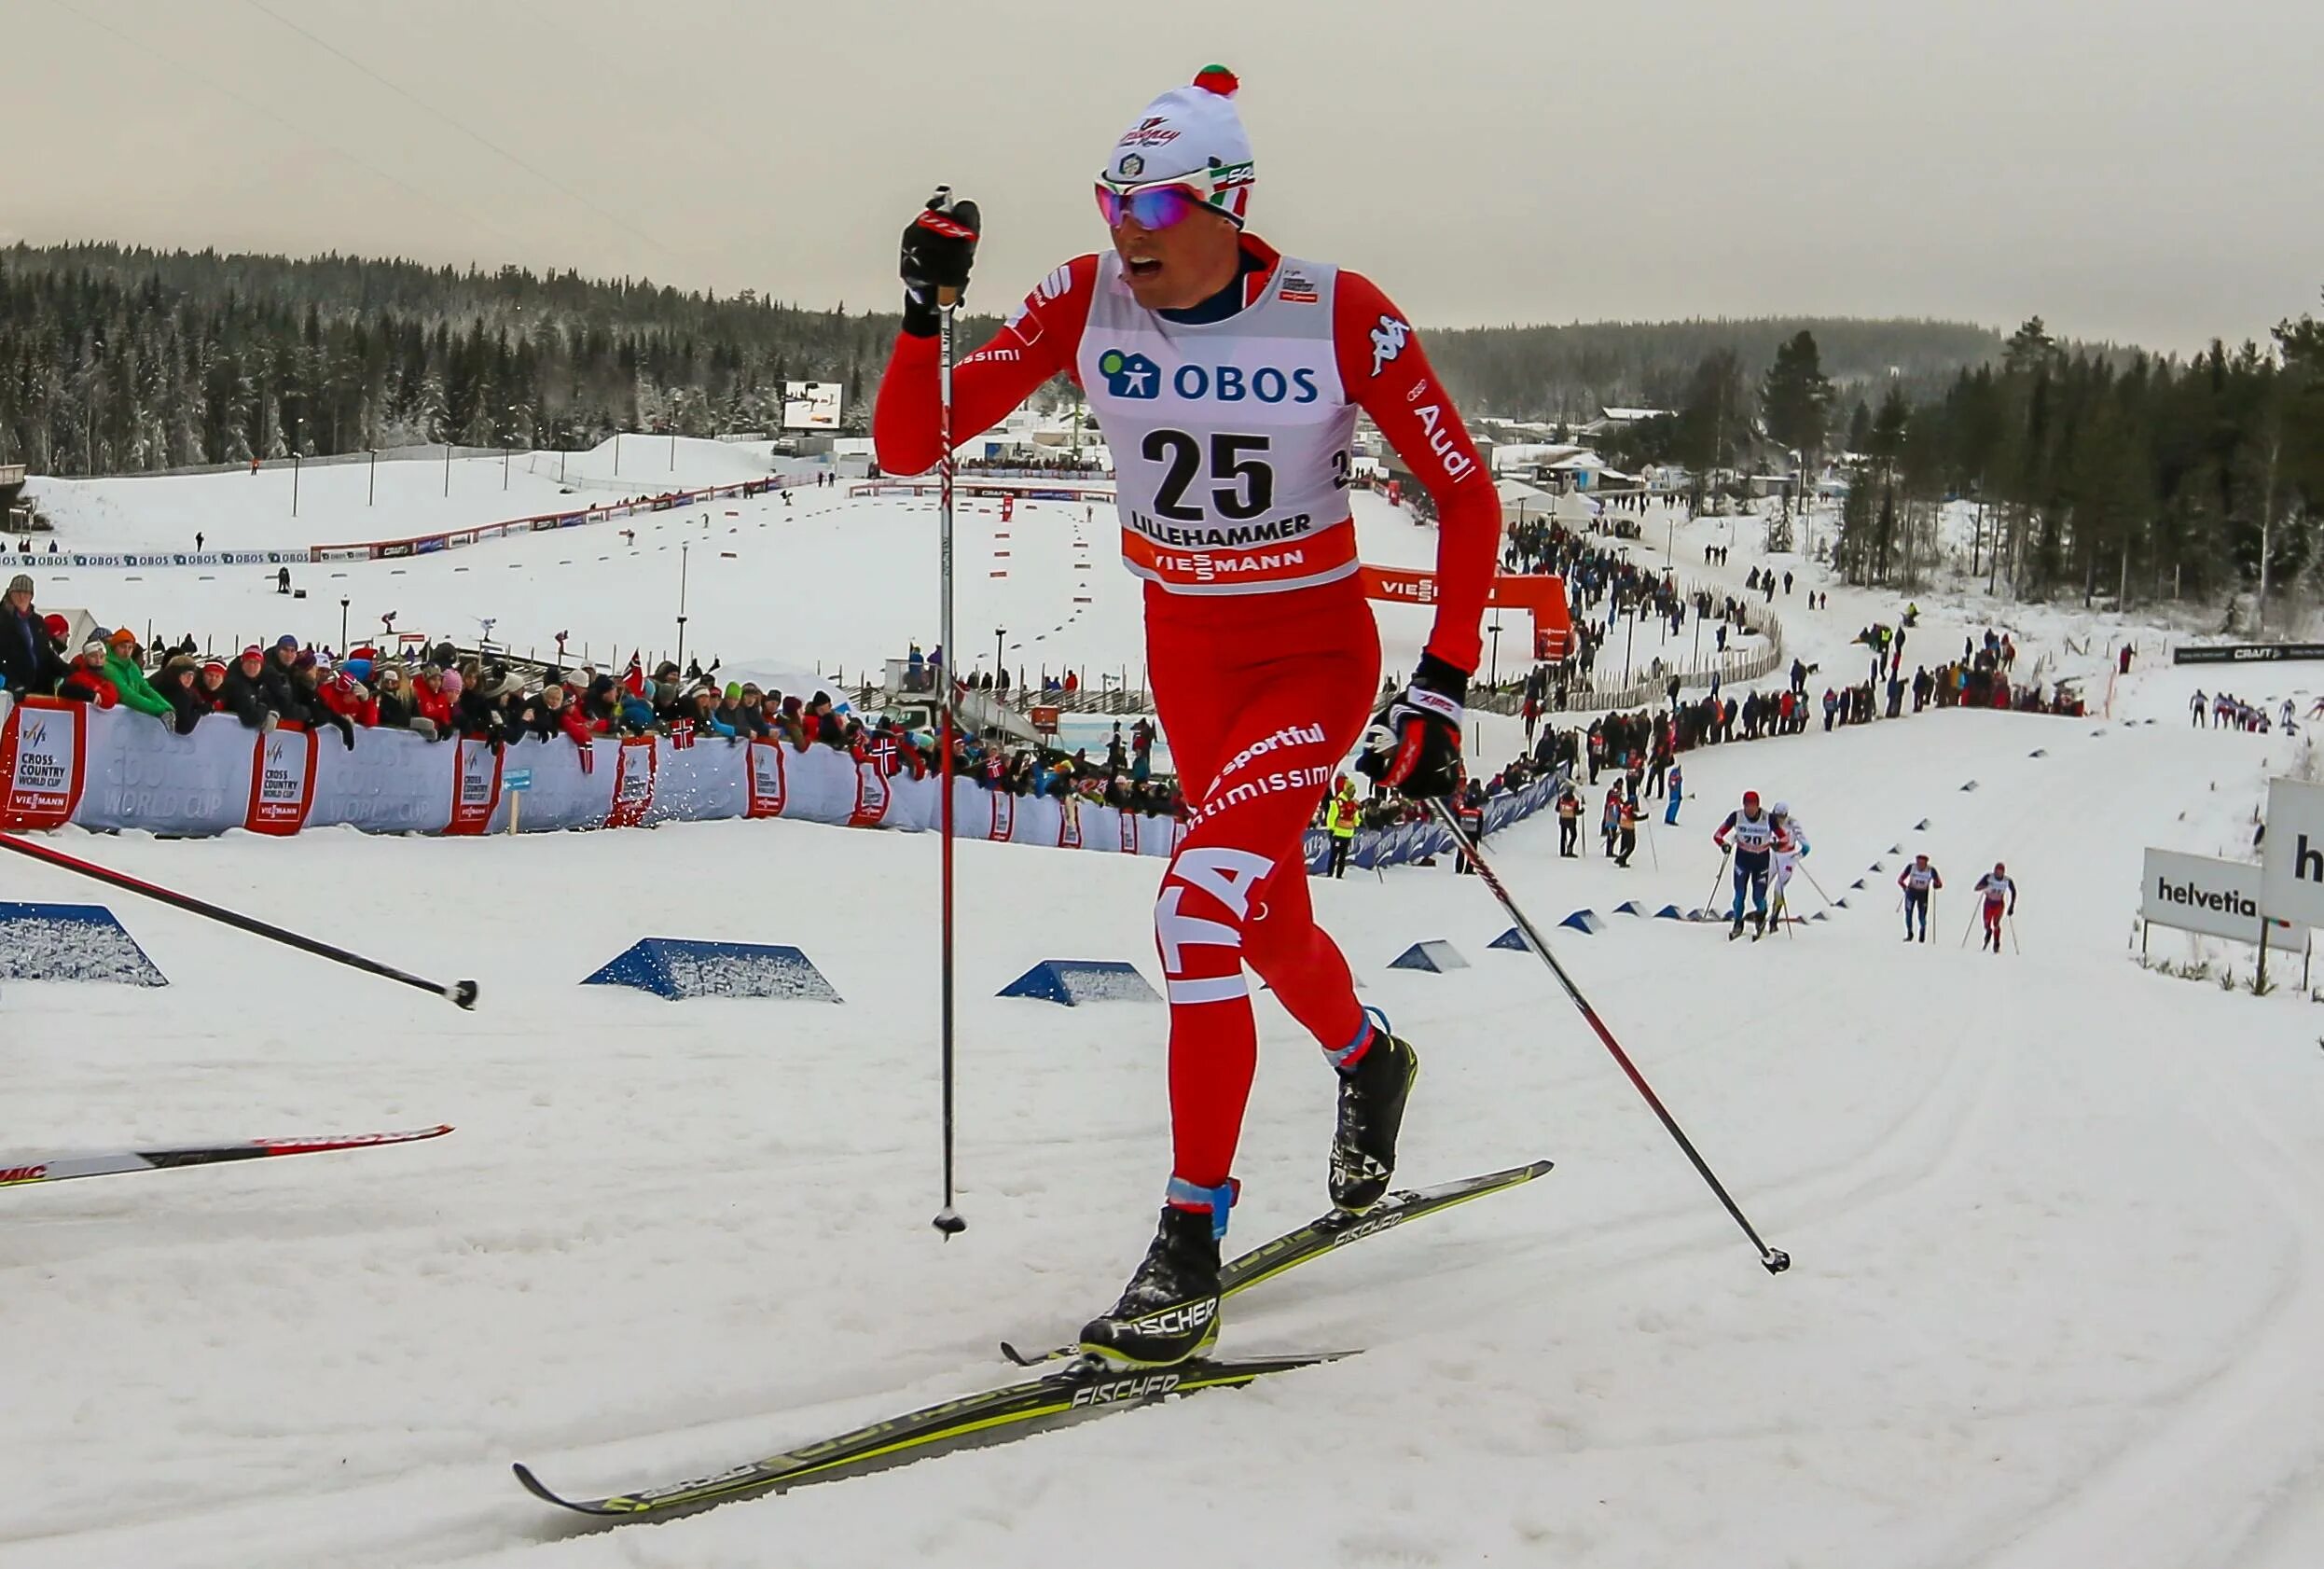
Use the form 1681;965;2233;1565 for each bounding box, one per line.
6;462;2324;1566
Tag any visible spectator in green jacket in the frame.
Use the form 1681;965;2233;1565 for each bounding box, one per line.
101;628;175;723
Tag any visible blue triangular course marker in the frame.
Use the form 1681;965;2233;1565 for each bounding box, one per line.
1000;959;1159;1005
0;900;168;987
1654;905;1686;920
1847;879;1867;891
1389;940;1469;973
1612;900;1643;916
1810;910;1831;922
2029;748;2047;757
585;937;841;1001
1886;844;1902;855
1557;910;1605;935
1959;780;1980;791
1835;897;1851;909
1488;926;1532;951
1914;819;1930;831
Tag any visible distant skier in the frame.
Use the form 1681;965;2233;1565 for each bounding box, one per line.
2190;689;2206;729
1897;854;1941;942
1615;788;1640;868
1767;801;1809;922
1556;783;1582;856
1664;762;1683;826
1972;862;2016;952
1712;789;1787;938
1600;785;1623;859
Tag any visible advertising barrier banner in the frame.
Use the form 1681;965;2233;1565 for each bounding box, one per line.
7;706;1550;873
447;738;504;835
607;737;657;827
2141;847;2303;951
2173;644;2324;665
246;724;320;834
1;698;84;830
745;740;788;818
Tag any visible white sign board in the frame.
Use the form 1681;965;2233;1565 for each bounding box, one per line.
782;381;844;431
2143;848;2303;951
2261;778;2324;930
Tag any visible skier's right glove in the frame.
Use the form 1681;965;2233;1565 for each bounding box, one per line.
898;189;981;338
1357;652;1468;799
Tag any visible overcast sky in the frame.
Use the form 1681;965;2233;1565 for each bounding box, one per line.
12;0;2320;354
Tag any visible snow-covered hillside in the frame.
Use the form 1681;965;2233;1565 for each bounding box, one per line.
6;465;2324;1568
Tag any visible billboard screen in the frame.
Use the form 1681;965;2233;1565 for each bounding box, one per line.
782;382;845;431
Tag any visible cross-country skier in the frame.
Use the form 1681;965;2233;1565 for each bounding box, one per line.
1898;853;1941;941
1712;790;1789;938
1973;862;2017;952
1766;800;1809;923
874;66;1497;1369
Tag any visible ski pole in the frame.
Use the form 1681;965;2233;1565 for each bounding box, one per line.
2008;913;2021;954
1703;845;1731;915
1426;799;1790;1274
0;832;477;1008
1959;904;1979;948
929;191;973;1242
1797;863;1837;908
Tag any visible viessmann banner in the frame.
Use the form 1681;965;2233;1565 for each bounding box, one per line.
2172;643;2324;665
2141;847;2304;951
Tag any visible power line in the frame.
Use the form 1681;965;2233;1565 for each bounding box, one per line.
35;0;536;262
237;0;697;275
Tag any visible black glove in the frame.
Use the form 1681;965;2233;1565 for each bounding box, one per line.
899;188;981;338
1357;652;1468;799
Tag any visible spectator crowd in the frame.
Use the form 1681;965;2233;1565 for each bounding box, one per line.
2;571;1187;824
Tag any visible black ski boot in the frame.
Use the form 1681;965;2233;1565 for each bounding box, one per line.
1330;1022;1420;1213
1079;1203;1222;1368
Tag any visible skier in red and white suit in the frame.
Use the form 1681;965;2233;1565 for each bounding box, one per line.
876;65;1499;1368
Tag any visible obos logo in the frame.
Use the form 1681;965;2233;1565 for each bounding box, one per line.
1099;349;1163;399
1099;349;1320;406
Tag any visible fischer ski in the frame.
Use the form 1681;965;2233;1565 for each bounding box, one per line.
513;1350;1342;1520
0;1124;453;1190
1000;1158;1552;1368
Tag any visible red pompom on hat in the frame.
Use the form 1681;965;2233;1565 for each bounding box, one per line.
1192;63;1239;97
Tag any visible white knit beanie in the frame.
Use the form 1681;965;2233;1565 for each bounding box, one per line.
1101;65;1254;226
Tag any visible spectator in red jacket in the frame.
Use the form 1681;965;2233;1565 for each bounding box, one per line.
315;668;379;729
410;667;456;740
56;640;120;707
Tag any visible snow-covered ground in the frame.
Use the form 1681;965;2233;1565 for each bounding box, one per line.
7;464;2324;1568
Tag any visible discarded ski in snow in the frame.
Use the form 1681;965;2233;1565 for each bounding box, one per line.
0;1125;453;1190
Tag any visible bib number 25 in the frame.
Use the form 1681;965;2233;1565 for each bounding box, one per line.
1144;431;1275;522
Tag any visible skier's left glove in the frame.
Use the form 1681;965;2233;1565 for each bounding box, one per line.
898;189;981;338
1357;652;1467;799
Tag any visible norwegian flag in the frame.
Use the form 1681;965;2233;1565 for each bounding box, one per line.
671;719;696;752
620;653;645;698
